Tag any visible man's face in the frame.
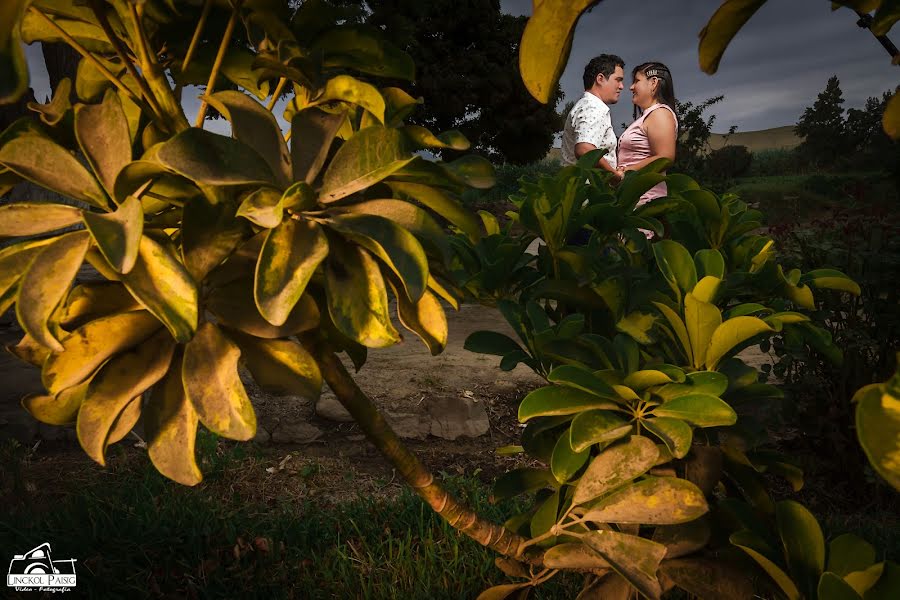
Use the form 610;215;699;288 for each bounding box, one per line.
596;66;625;104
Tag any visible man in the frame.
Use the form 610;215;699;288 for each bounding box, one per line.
561;54;625;180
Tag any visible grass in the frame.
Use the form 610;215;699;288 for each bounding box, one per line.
0;436;581;599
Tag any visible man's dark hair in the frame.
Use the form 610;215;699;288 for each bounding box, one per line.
583;54;625;89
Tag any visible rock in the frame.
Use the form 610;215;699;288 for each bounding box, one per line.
253;425;271;444
384;411;431;439
428;395;490;440
315;392;354;422
270;422;323;444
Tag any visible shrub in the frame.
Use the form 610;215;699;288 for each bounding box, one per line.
705;144;752;181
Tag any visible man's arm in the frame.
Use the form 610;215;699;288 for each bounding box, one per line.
575;142;619;176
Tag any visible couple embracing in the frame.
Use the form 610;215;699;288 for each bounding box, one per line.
562;54;678;208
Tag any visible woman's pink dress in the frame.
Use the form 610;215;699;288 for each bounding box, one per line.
617;103;678;207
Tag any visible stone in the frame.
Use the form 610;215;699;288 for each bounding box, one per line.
428;395;490;440
315;392;354;422
270;422;323;444
383;411;431;439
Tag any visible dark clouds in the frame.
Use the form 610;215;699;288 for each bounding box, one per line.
503;0;899;132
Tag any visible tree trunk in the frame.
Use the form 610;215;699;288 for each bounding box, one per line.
312;343;542;565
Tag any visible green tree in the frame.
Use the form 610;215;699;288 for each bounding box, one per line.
365;0;563;164
674;95;736;177
794;76;848;167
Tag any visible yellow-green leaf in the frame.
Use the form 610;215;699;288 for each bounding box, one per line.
705;316;772;369
210;278;320;339
181;191;247;281
320;126;414;203
309;74;386;123
0;203;83;238
547;365;619;401
475;583;531;600
42;310;162;394
582;477;709;525
855;384;900;492
313;25;415;81
60;282;141;330
17;231;91;351
324;241;400;348
543;543;610;570
872;0;900;35
388;181;482;242
624;370;674;390
883;90;899;139
77;330;175;465
290;107;346;183
402;125;470;151
0;130;107;209
582;530;667;600
698;0;769;74
120;236;198;342
106;395;141;446
776;500;825;600
518;0;596;103
644;417;693;459
75;88;131;198
519;385;619;423
616;311;657;344
237;187;284;229
653;301;693;365
230;332;322;400
82;195;143;274
652;393;737;427
154;128;276;186
145;356;203;486
392;284;447;356
551;428;590;483
22;381;89;426
0;0;30;104
183;322;257;441
338;199;452;263
326;213;428;301
684;293;722;369
731;530;801;600
205;90;291;187
255;218;328;326
569;409;632;453
692;275;722;303
573;436;660;505
828;534;876;578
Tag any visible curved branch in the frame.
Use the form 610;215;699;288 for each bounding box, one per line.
312;343;542;565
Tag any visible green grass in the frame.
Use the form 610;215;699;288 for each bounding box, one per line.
0;437;580;599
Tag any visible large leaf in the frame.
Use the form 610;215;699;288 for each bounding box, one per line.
22;381;89;426
120;236;198;343
518;0;596;103
654;240;698;300
230;332;322;400
183;322;257;441
145;356;203;486
308;74;386;124
547;365;619;400
660;557;754;600
684;293;722;370
884;91;899;140
570;409;632;452
828;534;876;578
0;0;29;104
573;436;660;505
320;126;414;203
730;530;801;600
776;500;825;600
210;278;320;339
551;428;590;483
290;107;346;183
42;311;162;394
0;203;83;238
205;90;291;187
392;285;447;356
388;181;482;242
464;331;523;356
519;385;620;422
544;543;611;570
75;88;132;198
653;301;692;365
698;0;769;74
582;530;667;600
181;192;247;281
17;231;91;352
338;199;451;262
0;130;107;209
854;383;900;491
255;218;328;326
237;187;284;229
705;316;772;369
154;128;276;186
582;477;709;525
313;25;415;80
77;331;175;465
324;241;400;348
872;0;900;35
325;213;428;301
652;393;737;427
643;417;693;459
491;467;554;503
81;195;143;274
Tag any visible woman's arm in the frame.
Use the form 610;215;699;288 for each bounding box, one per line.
621;109;677;172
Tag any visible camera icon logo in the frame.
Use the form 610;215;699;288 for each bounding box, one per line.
7;543;76;591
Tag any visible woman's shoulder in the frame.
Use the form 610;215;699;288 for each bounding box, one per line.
643;104;678;127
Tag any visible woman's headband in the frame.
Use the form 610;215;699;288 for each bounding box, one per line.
644;68;669;79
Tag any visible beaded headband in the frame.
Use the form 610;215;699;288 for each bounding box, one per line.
644;68;668;79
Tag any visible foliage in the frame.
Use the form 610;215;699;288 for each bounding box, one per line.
705;144;752;181
673;95;735;178
795;76;847;168
364;0;564;165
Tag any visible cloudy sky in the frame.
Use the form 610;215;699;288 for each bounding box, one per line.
502;0;898;132
23;0;898;134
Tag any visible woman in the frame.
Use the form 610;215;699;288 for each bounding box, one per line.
617;61;678;207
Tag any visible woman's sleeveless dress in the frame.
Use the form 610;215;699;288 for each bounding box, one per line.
617;103;679;207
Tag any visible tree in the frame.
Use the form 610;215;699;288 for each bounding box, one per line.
673;95;736;178
365;0;563;164
795;75;847;167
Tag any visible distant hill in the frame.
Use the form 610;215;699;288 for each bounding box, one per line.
707;126;801;152
544;125;801;162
